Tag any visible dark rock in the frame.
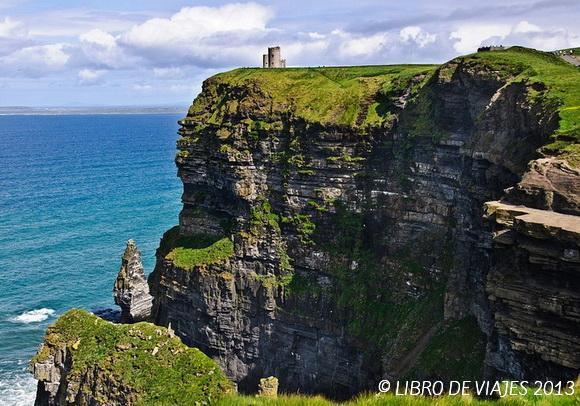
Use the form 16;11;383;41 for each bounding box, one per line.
484;201;580;377
91;307;121;323
148;55;578;397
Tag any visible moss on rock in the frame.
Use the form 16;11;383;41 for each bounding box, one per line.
166;236;234;270
32;309;233;405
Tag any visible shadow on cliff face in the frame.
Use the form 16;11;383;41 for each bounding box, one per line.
144;52;577;398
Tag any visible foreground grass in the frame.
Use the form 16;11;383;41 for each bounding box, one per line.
219;389;580;405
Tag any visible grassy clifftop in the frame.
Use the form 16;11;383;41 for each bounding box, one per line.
187;46;579;164
32;309;232;404
189;64;437;127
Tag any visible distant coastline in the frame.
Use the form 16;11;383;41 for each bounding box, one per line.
0;106;184;116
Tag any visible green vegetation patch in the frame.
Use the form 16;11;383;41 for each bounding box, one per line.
281;213;316;245
220;389;580;405
251;200;281;233
201;65;437;127
162;226;234;271
166;236;234;270
315;203;445;354
33;309;232;405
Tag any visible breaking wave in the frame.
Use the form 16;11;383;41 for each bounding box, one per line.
9;308;55;324
0;363;37;405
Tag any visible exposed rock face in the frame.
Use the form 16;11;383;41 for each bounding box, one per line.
147;48;579;398
504;158;580;215
31;347;67;406
484;201;580;379
113;240;153;323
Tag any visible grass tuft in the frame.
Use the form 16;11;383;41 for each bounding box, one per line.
166;235;234;270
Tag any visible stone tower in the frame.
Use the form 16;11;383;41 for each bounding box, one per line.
262;46;286;68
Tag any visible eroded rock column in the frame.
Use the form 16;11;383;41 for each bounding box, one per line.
113;240;153;322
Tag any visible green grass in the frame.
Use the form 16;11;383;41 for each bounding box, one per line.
251;199;281;233
166;236;234;270
33;309;232;405
219;388;580;405
218;394;331;405
459;47;580;165
192;65;437;127
162;226;234;270
189;46;579;164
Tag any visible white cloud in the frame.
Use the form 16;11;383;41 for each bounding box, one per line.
116;3;274;67
122;3;272;47
0;16;23;37
0;16;31;55
1;43;70;76
283;39;328;63
400;26;436;48
78;68;105;84
20;44;70;66
513;21;542;34
79;29;130;68
307;32;325;40
153;67;184;78
489;27;577;51
451;20;579;53
169;83;196;93
132;83;152;91
25;9;153;38
1;2;578;88
450;24;512;53
80;29;116;49
337;32;388;58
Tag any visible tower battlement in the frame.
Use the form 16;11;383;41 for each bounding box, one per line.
262;46;286;68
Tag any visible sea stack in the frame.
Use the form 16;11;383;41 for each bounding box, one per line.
113;240;153;322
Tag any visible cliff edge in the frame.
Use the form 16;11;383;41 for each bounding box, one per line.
148;46;579;396
31;46;580;402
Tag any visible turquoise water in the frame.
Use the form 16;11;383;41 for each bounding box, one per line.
0;114;183;404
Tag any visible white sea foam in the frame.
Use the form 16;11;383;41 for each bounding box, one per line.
9;308;55;324
0;369;37;405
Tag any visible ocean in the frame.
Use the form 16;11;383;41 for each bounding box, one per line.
0;114;183;405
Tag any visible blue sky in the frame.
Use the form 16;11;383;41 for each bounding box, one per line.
0;0;578;107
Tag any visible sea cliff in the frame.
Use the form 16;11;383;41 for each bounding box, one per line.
32;46;580;403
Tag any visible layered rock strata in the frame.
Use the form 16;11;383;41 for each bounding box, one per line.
484;201;580;378
113;240;153;323
148;47;579;396
30;47;580;403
